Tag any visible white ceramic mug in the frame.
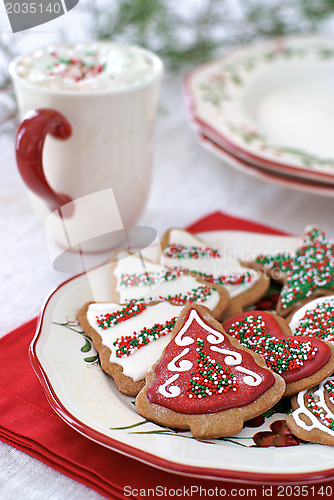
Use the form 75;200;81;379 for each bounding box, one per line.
10;42;163;252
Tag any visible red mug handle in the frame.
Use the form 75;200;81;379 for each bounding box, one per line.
15;108;73;212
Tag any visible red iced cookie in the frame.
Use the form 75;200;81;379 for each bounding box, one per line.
135;304;285;439
223;311;334;397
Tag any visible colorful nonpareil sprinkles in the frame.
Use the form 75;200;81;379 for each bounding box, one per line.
255;226;334;311
227;315;318;374
138;285;214;306
96;301;147;329
47;51;106;82
294;301;334;343
195;270;253;286
120;268;253;288
279;227;334;310
160;285;213;305
163;243;223;260
96;286;213;330
187;339;239;399
113;318;177;357
254;252;294;273
120;269;183;288
305;393;334;431
325;380;334;406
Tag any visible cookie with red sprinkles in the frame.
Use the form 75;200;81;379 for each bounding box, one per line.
135;303;285;439
223;310;334;397
249;225;334;317
288;295;334;345
287;376;334;446
77;300;185;396
110;249;229;320
160;228;270;320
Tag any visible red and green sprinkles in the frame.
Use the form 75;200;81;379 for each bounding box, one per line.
96;301;147;329
120;268;253;288
46;51;106;82
325;380;334;406
134;285;214;306
96;286;213;330
113;317;177;358
255;226;334;310
187;338;239;399
227;315;318;374
159;285;213;305
294;300;334;343
133;285;212;305
164;243;223;260
254;252;294;273
120;269;183;288
195;270;253;286
280;227;334;310
305;393;334;431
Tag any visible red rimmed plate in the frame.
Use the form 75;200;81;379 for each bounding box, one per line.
184;36;334;185
30;230;334;484
197;132;334;197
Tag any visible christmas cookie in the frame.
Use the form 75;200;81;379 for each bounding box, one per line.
248;225;334;317
77;300;185;396
286;377;334;446
288;296;334;344
135;303;285;439
159;228;269;319
223;311;334;397
110;249;229;320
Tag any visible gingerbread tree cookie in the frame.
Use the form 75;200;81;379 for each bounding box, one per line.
135;304;285;439
110;249;229;320
159;228;269;320
287;377;334;446
78;300;185;396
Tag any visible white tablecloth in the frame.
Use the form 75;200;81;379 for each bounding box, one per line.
2;31;334;500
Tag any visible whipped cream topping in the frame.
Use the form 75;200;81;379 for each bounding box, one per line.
12;42;161;92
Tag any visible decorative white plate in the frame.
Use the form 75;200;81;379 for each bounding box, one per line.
184;36;334;184
30;230;334;483
197;132;334;198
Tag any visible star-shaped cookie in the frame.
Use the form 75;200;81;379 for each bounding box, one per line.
250;226;334;316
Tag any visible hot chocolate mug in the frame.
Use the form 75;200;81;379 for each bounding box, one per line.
10;42;163;252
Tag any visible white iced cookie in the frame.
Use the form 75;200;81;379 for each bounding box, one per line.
110;249;229;320
160;228;269;319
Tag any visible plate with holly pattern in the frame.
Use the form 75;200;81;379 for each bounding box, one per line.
184;36;334;184
197;132;334;197
30;229;334;483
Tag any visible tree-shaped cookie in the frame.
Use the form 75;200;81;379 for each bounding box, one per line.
249;225;334;317
110;249;229;320
287;376;334;446
224;311;334;397
160;228;269;319
78;300;185;396
135;303;285;439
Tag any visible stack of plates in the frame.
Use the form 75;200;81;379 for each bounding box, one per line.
183;36;334;196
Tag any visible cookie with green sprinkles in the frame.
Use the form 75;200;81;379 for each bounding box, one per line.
160;228;270;320
248;225;334;317
287;376;334;446
110;249;230;320
77;300;185;396
135;303;285;439
224;310;334;397
288;296;334;345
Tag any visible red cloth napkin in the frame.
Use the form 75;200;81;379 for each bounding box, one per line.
0;211;331;499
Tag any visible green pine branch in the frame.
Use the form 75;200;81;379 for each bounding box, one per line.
1;0;334;132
